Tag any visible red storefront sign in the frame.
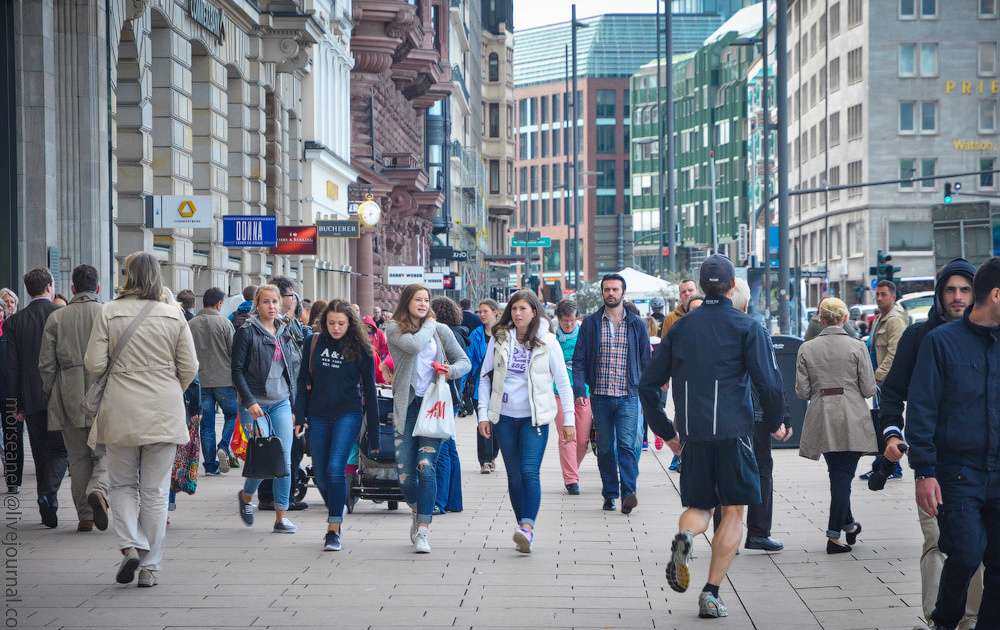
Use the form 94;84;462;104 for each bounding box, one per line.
269;226;318;255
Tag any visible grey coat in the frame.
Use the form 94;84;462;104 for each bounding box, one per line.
188;308;235;388
385;319;471;434
38;292;102;430
795;326;878;460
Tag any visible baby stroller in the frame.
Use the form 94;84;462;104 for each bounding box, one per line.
346;385;403;512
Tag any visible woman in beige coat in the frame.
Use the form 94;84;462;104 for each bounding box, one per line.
84;252;198;587
795;297;877;554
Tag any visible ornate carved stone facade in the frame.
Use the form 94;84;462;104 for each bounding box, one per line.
349;0;452;311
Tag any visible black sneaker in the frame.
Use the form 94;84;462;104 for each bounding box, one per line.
323;530;342;551
565;483;580;495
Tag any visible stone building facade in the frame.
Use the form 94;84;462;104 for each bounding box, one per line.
9;0;322;301
349;0;452;312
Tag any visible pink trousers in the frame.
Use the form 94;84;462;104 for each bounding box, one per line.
553;395;594;485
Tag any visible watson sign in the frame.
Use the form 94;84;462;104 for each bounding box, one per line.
222;216;277;247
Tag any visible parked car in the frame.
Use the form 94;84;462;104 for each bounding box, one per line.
898;291;935;325
849;303;879;336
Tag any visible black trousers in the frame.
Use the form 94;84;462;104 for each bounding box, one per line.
24;411;68;505
712;421;774;537
747;421;774;537
3;400;24;487
823;450;862;538
477;431;499;466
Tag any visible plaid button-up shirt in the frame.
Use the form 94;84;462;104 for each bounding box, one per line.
594;311;630;397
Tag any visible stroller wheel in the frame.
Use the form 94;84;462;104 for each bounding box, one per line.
345;473;355;514
387;501;399;511
292;468;309;504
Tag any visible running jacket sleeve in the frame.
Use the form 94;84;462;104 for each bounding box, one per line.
744;324;784;433
905;336;943;478
638;337;676;440
877;324;920;439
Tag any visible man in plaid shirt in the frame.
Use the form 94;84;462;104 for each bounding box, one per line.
571;274;651;513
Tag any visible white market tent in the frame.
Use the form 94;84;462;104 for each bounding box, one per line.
617;267;677;302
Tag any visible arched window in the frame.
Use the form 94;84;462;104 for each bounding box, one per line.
488;52;499;82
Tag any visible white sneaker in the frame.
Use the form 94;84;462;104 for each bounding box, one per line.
217;448;230;473
413;526;431;553
273;518;297;534
513;528;533;554
410;511;419;543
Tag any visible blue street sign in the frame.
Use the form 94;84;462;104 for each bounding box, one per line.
870;278;878;290
223;215;277;247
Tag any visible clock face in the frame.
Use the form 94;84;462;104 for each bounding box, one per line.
359;200;381;227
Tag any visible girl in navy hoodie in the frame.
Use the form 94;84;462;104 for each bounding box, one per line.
295;299;378;551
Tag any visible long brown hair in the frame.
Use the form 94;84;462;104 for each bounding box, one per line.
495;290;546;350
391;284;436;334
321;299;373;363
308;299;328;331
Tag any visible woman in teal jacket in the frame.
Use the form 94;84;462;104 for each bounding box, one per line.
552;299;592;495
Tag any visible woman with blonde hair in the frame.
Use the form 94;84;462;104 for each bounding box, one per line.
386;284;471;553
795;296;877;554
231;285;299;534
84;251;198;587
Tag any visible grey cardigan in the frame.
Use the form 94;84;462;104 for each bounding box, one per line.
385;319;472;433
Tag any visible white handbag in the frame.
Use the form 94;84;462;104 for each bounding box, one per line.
413;373;456;440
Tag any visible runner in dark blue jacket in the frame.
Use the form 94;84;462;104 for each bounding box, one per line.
637;254;790;619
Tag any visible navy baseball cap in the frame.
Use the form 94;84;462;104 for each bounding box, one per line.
700;254;735;284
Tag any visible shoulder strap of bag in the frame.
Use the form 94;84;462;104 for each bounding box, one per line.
107;300;157;370
433;328;448;365
308;333;319;378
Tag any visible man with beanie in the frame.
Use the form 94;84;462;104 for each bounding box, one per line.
877;258;982;629
639;254;789;619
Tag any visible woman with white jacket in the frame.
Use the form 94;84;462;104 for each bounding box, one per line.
478;290;575;554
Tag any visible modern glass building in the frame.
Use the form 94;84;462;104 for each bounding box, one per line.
630;3;764;275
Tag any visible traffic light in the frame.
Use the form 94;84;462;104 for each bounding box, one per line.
944;183;952;203
869;250;901;282
529;274;540;292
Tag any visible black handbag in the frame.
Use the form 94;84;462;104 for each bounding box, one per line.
242;412;288;479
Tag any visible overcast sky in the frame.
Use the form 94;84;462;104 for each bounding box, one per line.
512;0;660;30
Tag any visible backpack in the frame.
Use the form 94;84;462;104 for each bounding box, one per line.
231;307;251;330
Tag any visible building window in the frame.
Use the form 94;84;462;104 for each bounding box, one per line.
981;157;997;188
488;52;499;82
847;104;863;140
979;42;998;76
596;89;616;118
541;131;549;158
899;43;938;77
830;2;841;36
541;164;549;191
828;165;840;201
508;161;514;195
552;94;561;122
541;198;549;226
981;0;998;18
597;160;616;188
552;128;561;155
898;100;938;134
553;197;561;226
530;199;538;226
530;166;538;193
847;160;862;197
847;47;863;84
899;101;915;132
489;103;500;138
829;57;840;92
980;100;998;132
848;221;863;255
921;101;938;133
519;167;527;195
596;124;616;153
900;158;937;190
899;158;916;188
544;241;561;272
848;0;863;26
540;96;549;124
489;160;500;195
920;158;937;189
901;0;936;17
889;221;933;251
596;195;616;216
829;111;840;146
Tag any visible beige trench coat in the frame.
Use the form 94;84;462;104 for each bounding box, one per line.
795;326;878;460
38;292;103;431
84;296;198;448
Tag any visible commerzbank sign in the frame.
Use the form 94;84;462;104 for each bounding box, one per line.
189;0;225;42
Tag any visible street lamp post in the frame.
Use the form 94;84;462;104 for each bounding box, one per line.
571;4;582;290
776;0;790;333
655;0;667;278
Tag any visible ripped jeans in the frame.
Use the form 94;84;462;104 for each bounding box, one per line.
394;396;443;523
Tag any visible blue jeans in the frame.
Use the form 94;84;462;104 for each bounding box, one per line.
493;415;549;527
823;451;861;538
308;413;363;524
932;465;1000;629
590;395;640;499
434;438;463;513
240;400;294;511
394;397;442;523
200;386;239;473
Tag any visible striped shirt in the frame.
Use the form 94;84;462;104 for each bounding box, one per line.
594;311;629;397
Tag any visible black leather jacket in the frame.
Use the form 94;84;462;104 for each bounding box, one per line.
231;317;296;408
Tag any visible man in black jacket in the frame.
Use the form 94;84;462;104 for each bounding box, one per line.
5;267;67;527
639;255;790;619
907;257;1000;630
877;258;981;628
572;274;651;514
